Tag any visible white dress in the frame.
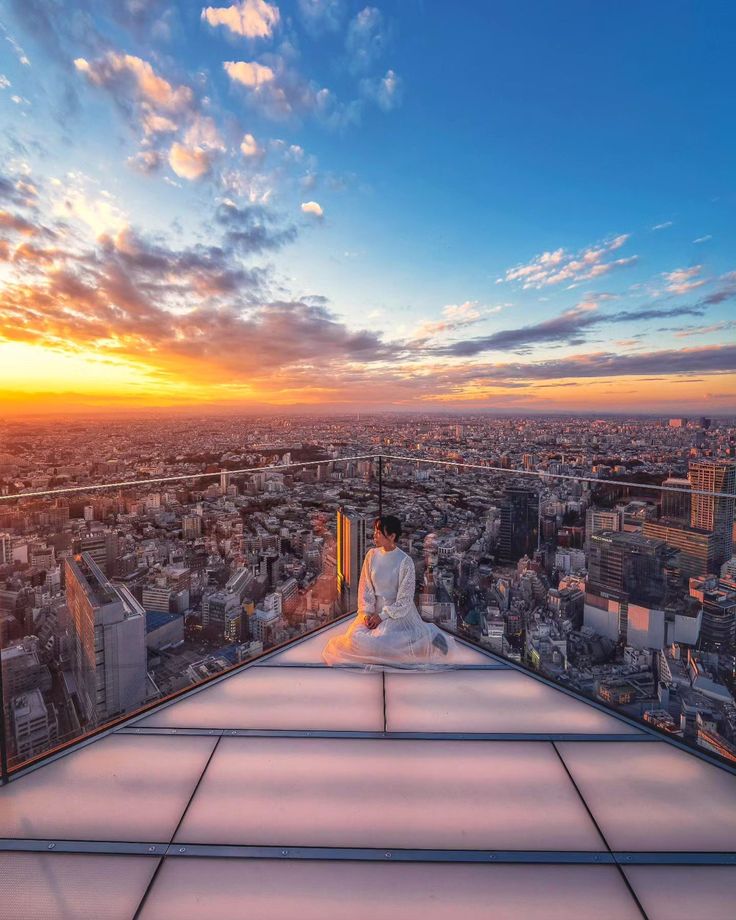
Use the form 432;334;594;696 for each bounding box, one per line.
321;546;460;670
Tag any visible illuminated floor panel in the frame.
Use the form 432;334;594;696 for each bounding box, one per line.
134;666;384;731
623;866;736;920
385;670;642;734
0;852;158;920
139;859;642;920
0;734;217;842
174;737;605;851
557;741;736;851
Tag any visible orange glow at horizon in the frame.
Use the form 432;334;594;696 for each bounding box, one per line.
1;339;734;417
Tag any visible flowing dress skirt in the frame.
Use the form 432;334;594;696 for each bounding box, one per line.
321;602;461;671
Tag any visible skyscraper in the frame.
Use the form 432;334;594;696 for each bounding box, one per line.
585;508;623;552
662;477;691;523
64;553;146;727
643;519;720;581
587;531;668;605
336;508;375;612
688;460;736;568
498;488;539;562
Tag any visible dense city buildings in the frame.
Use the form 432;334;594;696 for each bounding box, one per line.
1;412;735;770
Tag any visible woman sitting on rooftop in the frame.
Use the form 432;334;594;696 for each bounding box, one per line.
322;514;460;670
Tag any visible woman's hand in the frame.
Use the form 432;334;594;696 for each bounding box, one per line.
364;614;382;629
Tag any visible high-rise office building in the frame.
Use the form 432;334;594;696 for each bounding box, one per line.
662;477;691;522
11;688;58;761
182;514;202;540
202;590;241;639
498;488;539;562
0;532;12;566
688;460;736;568
642;519;720;581
689;575;736;653
585;508;622;551
336;508;375;612
64;553;146;727
75;530;120;577
587;531;668;605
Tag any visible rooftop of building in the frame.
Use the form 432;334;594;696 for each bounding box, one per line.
1;616;735;919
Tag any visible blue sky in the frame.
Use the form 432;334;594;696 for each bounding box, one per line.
0;0;734;414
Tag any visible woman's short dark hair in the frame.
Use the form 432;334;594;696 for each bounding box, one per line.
374;514;402;541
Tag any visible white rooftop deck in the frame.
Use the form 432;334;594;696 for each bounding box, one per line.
1;617;735;919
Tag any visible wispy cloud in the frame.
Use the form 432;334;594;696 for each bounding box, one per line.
457;344;736;384
662;264;705;294
498;235;637;289
346;6;388;74
693;234;712;244
673;320;736;339
434;302;707;357
651;221;673;231
411;301;504;342
298;0;345;34
360;68;402;111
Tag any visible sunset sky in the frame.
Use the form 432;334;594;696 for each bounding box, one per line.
0;0;734;416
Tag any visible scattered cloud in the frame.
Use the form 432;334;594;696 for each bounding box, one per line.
223;60;276;88
215;200;297;252
75;53;193;115
167;115;226;181
126;150;164;174
297;0;345;34
168;143;212;181
240;132;261;157
0;75;10;89
498;235;637;289
201;1;280;39
411;301;504;342
301;200;324;218
663;265;705;294
699;272;736;305
346;6;387;74
360;68;402;111
2;25;31;66
693;235;712;244
651;221;673;231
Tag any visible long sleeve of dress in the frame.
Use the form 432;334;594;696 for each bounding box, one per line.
379;555;416;620
357;548;376;614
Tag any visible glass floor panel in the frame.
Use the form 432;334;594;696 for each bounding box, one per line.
134;667;384;731
174;737;605;850
0;734;217;842
385;670;642;735
556;741;736;851
139;859;641;920
623;866;736;920
0;853;158;920
266;621;497;666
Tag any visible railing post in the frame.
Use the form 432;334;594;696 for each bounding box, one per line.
378;455;383;519
0;653;9;784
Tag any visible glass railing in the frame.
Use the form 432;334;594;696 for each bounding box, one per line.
377;454;736;765
0;455;379;777
2;450;735;778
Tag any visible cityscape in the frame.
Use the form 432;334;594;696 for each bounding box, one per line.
1;0;735;915
1;411;735;770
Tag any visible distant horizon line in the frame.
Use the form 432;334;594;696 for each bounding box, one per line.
2;406;735;424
